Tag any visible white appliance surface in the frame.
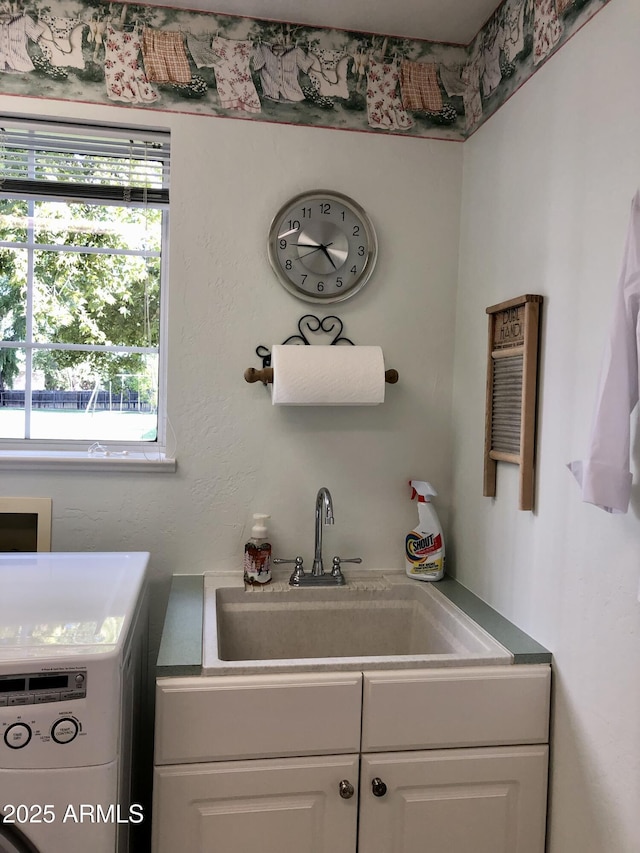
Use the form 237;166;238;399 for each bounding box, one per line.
0;763;118;851
0;552;149;853
0;552;149;662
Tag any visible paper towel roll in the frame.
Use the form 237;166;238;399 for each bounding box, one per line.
271;345;386;406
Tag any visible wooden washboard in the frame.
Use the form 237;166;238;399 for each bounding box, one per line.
484;295;543;511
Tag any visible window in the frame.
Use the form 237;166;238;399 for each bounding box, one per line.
0;118;170;456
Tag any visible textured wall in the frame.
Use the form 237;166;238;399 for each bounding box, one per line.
453;0;640;850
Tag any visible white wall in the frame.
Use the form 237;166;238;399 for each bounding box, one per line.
452;0;640;851
0;95;463;641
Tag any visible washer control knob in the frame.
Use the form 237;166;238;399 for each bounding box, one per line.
4;722;32;749
51;717;79;745
74;674;85;686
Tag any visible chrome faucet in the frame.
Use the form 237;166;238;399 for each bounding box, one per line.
312;487;334;576
273;487;362;586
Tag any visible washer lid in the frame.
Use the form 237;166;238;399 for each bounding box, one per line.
0;552;149;662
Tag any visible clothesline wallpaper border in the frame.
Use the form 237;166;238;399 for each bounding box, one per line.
0;0;612;142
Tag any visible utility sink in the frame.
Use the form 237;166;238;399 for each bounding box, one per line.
203;571;511;675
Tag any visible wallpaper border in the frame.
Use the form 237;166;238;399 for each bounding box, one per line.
0;0;612;141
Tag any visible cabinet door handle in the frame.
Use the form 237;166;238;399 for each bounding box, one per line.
371;777;387;797
339;780;355;799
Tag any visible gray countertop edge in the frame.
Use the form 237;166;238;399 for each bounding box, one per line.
155;573;551;676
156;574;204;677
437;577;552;664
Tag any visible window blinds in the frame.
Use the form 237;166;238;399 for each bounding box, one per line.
0;118;170;206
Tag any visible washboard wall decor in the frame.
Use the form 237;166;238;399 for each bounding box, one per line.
484;295;543;511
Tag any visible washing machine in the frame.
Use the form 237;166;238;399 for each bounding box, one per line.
0;552;150;853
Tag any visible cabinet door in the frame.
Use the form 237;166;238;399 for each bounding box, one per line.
359;745;548;853
153;753;359;853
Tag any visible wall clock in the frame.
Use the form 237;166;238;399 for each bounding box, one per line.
267;190;378;304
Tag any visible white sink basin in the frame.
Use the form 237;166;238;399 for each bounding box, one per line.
203;571;511;675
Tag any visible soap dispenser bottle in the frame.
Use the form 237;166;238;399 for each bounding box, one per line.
243;514;272;586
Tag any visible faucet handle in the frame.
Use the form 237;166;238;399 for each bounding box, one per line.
273;556;305;567
274;556;305;584
331;556;362;578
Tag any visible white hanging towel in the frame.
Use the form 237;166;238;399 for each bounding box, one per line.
567;191;640;513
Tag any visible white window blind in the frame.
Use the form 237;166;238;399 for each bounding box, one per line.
0;117;170;206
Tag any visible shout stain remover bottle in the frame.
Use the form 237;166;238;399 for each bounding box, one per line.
405;481;445;581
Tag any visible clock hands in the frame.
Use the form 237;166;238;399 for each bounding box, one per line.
292;241;336;268
318;243;337;270
291;241;334;250
291;242;323;259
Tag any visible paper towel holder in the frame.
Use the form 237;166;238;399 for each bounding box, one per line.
245;366;399;385
244;314;399;386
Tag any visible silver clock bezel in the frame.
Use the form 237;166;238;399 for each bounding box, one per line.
267;189;378;304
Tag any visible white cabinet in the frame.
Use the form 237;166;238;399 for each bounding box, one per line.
154;753;359;853
359;746;548;853
153;671;362;853
154;671;362;764
152;665;550;853
361;665;551;751
357;665;550;853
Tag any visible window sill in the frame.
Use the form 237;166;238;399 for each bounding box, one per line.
0;450;176;473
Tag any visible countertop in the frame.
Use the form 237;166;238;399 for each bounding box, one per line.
156;573;551;677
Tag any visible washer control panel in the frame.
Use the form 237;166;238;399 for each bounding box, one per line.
2;711;84;754
0;671;86;707
0;666;113;768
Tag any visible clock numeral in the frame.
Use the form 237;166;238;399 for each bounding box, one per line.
317;282;325;292
279;238;287;250
358;246;365;256
286;259;293;270
336;277;343;288
319;203;331;215
287;219;301;231
353;225;360;236
302;207;311;218
350;265;358;275
300;274;308;285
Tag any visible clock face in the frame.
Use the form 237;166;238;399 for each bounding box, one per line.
268;190;378;304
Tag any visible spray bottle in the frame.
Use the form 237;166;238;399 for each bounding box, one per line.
243;514;272;585
405;481;445;582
